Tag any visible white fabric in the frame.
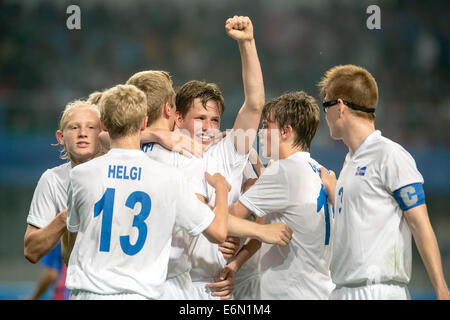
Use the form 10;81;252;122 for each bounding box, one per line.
188;131;249;298
160;271;194;300
69;290;149;300
331;130;424;289
330;283;410;300
27;162;71;228
240;152;334;300
142;142;211;279
66;148;215;299
233;160;261;300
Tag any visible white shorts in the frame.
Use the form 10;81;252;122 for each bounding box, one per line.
330;282;410;300
69;290;149;300
190;279;234;300
233;274;260;300
160;271;194;300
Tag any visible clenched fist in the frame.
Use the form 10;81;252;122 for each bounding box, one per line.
225;15;254;41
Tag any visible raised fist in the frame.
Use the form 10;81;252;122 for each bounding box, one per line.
225;15;253;41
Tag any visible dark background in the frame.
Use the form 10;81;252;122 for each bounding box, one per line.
0;0;448;299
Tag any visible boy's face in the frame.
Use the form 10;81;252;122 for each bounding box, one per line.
176;98;221;148
58;107;102;166
259;117;280;159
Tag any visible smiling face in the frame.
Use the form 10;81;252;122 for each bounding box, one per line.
56;107;102;167
176;97;221;148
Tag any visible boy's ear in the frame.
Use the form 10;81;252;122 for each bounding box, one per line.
280;125;293;138
140;116;148;131
100;119;108;132
175;111;183;128
55;130;64;146
163;101;172;118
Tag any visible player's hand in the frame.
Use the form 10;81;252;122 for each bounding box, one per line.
260;222;292;247
319;167;336;206
205;266;235;300
437;290;450;300
205;172;231;192
225;16;253;41
219;236;241;259
151;128;203;158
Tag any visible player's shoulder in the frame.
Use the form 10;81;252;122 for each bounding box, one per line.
375;134;414;161
40;162;71;183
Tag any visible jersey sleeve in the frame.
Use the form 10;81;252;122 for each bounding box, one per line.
27;170;58;229
66;172;80;233
222;129;250;169
173;174;215;237
239;162;289;217
382;146;424;193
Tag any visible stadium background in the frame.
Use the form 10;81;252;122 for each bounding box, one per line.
0;0;448;300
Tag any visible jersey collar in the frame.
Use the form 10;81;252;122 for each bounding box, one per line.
348;130;381;160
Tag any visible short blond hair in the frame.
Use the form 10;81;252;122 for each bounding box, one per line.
126;70;175;126
99;84;147;139
56;100;100;160
87;90;104;106
318;64;378;121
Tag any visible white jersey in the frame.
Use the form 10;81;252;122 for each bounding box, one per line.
189;131;249;284
233;160;261;294
142;143;209;279
27;162;71;228
65;148;215;299
240;152;334;300
331;130;423;287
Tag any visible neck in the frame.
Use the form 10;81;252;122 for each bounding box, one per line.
342;120;375;155
147;117;173;132
278;142;303;160
70;149;104;168
109;133;141;150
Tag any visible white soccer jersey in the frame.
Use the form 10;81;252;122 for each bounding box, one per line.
233;160;261;299
240;152;334;300
189;131;249;286
142;142;210;279
65;148;215;299
331;130;424;287
27;162;71;229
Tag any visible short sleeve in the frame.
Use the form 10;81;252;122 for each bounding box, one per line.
239;162;289;217
27;170;58;229
382;146;424;193
174;174;215;237
221;129;250;169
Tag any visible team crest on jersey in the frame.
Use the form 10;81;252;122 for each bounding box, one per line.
355;166;367;176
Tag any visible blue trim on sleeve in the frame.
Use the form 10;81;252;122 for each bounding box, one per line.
393;183;425;211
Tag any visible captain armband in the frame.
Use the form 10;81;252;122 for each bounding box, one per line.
393;183;425;211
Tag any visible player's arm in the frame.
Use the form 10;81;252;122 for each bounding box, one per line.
200;173;230;244
226;16;265;155
228;201;292;246
24;209;67;264
319;167;337;207
404;204;450;300
99;127;203;158
61;230;77;266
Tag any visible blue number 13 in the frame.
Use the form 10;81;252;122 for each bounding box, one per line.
94;188;152;256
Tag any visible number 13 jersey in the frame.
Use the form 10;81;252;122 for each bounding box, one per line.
66;148;215;299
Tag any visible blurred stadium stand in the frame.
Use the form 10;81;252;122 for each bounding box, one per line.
0;0;448;299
